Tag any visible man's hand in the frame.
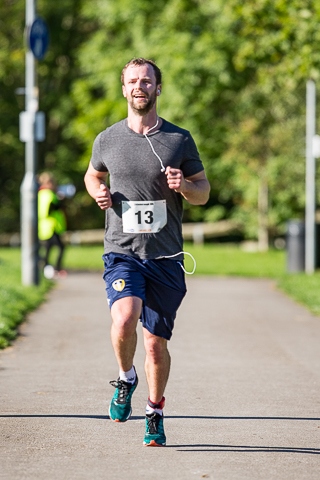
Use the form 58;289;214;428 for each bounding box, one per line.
165;166;210;205
165;166;186;193
95;183;113;210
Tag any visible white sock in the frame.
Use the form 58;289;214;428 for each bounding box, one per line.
146;397;165;416
119;366;136;384
146;405;163;416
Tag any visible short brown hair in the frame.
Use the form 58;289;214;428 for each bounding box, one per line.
121;57;162;86
38;172;56;187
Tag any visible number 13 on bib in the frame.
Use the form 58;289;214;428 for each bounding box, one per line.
122;200;167;233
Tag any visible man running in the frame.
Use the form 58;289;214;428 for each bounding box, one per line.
84;57;210;446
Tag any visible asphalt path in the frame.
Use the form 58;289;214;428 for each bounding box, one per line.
0;272;319;479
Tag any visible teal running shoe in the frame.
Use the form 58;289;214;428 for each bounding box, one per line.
109;374;138;422
143;412;166;446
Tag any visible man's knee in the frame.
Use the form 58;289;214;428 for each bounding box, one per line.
144;333;168;362
111;296;141;335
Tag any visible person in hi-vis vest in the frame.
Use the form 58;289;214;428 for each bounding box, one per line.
38;172;67;279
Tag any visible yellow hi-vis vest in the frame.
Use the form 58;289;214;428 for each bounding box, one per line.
38;188;66;240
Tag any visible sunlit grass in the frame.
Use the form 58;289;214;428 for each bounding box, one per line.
277;273;320;316
182;242;285;277
0;248;52;348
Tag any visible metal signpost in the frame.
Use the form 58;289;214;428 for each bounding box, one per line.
20;0;48;285
305;80;316;274
305;80;320;274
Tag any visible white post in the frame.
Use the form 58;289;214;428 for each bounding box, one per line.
21;0;39;285
305;80;316;274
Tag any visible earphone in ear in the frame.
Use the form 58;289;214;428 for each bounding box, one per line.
157;89;161;95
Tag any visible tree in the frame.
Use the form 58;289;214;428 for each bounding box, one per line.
69;0;245;225
2;0;320;244
0;0;93;233
220;0;320;248
0;0;25;233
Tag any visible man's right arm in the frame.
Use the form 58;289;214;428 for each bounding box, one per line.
84;162;113;210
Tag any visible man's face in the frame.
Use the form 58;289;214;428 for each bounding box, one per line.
122;63;158;115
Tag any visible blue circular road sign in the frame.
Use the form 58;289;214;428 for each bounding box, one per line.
28;17;49;60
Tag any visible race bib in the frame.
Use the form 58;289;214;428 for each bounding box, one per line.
122;200;167;233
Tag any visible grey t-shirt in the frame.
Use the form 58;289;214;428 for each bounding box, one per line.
90;118;204;260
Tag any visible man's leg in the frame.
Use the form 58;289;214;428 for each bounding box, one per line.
143;328;170;403
109;296;142;422
143;328;169;446
110;296;142;371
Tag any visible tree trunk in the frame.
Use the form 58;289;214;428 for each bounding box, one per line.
258;175;269;251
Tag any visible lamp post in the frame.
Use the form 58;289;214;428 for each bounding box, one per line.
20;0;47;285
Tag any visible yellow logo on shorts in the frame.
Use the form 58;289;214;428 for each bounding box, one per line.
112;279;126;292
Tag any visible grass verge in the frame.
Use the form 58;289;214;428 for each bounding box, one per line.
0;243;319;349
277;273;320;316
0;248;53;349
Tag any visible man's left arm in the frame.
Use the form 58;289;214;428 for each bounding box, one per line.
165;167;211;205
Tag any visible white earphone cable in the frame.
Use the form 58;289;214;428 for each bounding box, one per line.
157;251;197;275
144;120;195;274
144;118;166;172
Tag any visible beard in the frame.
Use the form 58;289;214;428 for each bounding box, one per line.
129;90;157;115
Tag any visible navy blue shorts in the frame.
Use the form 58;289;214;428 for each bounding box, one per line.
102;252;187;340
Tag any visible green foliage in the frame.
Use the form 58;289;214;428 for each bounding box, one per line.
204;205;226;223
220;0;320;240
0;0;25;232
1;0;320;239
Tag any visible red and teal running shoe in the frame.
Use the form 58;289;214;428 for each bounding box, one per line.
143;412;166;446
